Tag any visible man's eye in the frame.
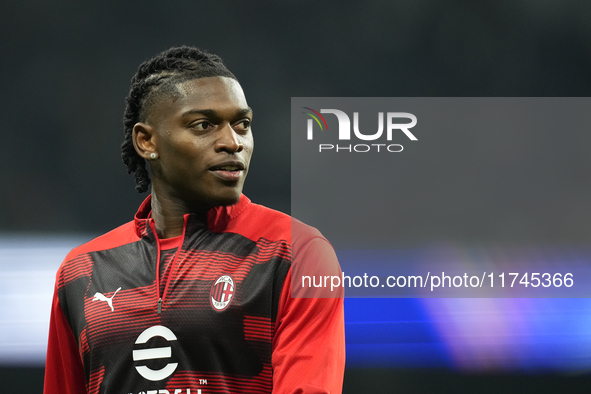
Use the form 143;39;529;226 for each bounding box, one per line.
235;120;251;130
191;121;212;131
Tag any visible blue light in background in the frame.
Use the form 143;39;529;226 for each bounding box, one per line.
345;298;450;368
345;297;591;371
340;246;591;371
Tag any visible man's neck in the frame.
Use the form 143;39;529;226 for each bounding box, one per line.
150;191;207;239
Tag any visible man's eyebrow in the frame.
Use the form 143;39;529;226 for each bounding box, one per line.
180;107;253;118
236;107;254;117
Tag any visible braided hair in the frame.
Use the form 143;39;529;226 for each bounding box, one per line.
121;46;237;192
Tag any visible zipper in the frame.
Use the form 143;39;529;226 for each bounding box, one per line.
149;216;188;315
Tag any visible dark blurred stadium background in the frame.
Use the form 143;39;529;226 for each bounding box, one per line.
2;1;591;392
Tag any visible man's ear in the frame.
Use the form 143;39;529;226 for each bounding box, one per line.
132;122;157;160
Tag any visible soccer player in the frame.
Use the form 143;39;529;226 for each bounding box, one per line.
44;46;345;394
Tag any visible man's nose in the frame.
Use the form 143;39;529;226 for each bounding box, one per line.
215;124;244;153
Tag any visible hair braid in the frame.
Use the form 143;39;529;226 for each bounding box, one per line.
121;46;237;192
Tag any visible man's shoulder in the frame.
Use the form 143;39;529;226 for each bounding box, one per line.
61;220;140;264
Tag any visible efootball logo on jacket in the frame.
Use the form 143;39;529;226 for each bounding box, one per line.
210;275;235;311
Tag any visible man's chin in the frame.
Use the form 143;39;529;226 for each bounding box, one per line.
202;192;242;209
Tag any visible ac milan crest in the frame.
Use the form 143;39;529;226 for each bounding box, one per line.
210;275;235;311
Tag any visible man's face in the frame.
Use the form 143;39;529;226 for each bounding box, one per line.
146;76;254;210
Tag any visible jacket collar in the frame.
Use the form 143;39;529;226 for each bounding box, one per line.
134;194;251;238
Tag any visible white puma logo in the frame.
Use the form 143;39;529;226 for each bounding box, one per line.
92;287;121;312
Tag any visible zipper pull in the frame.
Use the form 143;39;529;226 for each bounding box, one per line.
157;298;162;314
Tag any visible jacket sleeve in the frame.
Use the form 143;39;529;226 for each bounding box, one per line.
44;285;86;394
271;237;346;394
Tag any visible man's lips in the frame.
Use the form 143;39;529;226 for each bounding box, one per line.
209;161;246;171
209;161;246;182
